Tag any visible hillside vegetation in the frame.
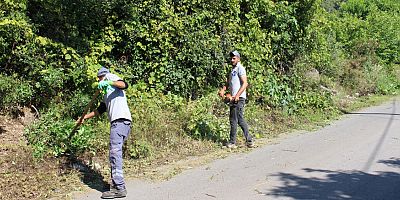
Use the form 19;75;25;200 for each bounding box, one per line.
1;0;399;199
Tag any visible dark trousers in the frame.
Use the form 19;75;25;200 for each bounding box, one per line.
229;98;252;144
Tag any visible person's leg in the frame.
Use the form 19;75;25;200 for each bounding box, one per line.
229;103;239;145
103;120;131;198
237;99;252;143
109;120;131;189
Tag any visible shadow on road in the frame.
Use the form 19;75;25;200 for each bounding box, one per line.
378;158;400;169
339;100;398;171
340;99;399;116
340;110;400;116
65;156;110;193
266;159;400;200
262;101;400;199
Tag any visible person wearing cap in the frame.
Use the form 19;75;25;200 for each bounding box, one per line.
218;50;254;148
78;67;132;199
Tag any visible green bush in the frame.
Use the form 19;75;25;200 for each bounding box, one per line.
1;0;399;162
295;90;334;111
340;64;374;95
128;140;153;159
186;93;229;143
25;106;96;158
338;0;400;63
126;88;190;156
375;64;400;95
0;74;33;111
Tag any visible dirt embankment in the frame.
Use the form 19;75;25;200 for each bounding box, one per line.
0;108;80;200
0;110;30;145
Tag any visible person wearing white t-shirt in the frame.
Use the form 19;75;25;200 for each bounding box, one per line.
219;51;254;148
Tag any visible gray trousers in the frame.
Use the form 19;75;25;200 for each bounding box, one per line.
229;98;252;144
109;119;131;190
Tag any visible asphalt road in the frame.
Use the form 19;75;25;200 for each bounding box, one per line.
76;98;400;200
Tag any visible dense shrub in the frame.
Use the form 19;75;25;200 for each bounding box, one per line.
1;0;399;158
186;93;229;143
25;111;96;158
0;74;33;111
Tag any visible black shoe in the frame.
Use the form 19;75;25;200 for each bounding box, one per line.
101;188;127;199
246;140;255;148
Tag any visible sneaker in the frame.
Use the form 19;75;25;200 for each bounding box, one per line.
246;141;255;148
226;143;237;149
101;188;127;199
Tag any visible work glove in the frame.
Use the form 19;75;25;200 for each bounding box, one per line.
98;80;114;93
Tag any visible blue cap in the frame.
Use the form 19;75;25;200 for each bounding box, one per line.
97;67;110;77
230;50;240;58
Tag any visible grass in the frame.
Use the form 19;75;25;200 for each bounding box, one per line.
337;94;397;112
0;143;82;199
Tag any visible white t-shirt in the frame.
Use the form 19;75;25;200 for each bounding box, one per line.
103;73;132;122
229;62;246;99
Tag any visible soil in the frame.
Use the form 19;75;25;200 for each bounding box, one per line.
0;117;24;145
0;108;72;200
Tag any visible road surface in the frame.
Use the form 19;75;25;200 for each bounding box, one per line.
76;98;400;200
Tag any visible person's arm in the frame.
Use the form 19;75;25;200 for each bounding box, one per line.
218;74;229;97
109;80;128;89
76;102;105;124
76;110;98;125
233;74;248;102
82;110;99;120
218;85;227;97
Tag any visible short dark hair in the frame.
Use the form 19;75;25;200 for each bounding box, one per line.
230;50;240;58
